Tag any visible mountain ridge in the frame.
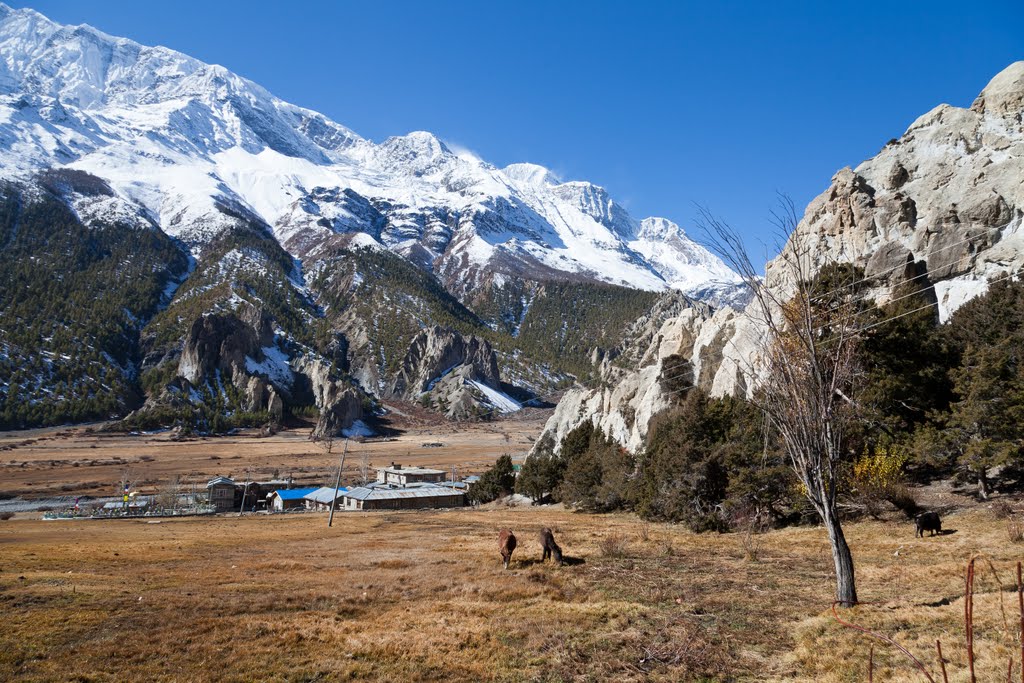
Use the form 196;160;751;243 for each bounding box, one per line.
0;2;739;298
0;3;744;433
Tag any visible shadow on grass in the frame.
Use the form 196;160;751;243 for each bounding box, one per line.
514;556;586;568
912;529;957;538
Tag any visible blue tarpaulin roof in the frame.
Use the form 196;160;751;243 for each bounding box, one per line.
272;488;318;501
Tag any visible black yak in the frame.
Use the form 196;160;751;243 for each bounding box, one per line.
916;511;942;537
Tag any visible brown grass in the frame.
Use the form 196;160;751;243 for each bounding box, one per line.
0;414;547;499
3;503;1022;681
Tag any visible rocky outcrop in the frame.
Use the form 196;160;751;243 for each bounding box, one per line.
136;304;365;435
293;354;363;438
388;326;500;397
176;309;288;413
769;63;1024;316
699;61;1024;395
537;61;1024;456
387;326;508;419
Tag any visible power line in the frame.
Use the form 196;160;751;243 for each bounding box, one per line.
466;265;1020;424
803;217;1016;304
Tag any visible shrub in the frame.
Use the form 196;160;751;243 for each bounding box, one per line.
635;391;794;531
468;455;516;504
515;434;565;504
558;436;632;512
0;511;14;520
849;444;912;518
599;533;629;558
1009;518;1024;544
992;500;1015;519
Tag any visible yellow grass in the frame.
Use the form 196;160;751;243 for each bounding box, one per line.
2;504;1023;681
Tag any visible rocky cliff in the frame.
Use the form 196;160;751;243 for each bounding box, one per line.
387;326;515;419
536;61;1024;454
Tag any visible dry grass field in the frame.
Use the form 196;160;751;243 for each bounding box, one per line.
3;500;1024;682
0;409;547;500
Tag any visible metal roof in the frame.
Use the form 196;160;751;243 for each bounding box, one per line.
378;466;446;475
206;476;235;487
344;484;466;501
102;500;149;509
304;486;348;504
271;488;318;501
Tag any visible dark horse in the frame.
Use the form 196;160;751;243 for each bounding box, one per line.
498;528;517;569
537;527;562;565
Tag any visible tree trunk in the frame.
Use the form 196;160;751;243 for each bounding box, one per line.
823;503;858;606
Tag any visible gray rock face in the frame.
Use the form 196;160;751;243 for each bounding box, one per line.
385;326;509;419
293;354;363;438
764;62;1024;323
177;310;283;412
536;61;1024;457
388;326;500;398
178;312;263;379
153;305;363;435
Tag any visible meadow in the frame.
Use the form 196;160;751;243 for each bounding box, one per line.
2;499;1021;681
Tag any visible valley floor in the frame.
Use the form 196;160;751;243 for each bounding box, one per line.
2;500;1022;681
0;408;547;501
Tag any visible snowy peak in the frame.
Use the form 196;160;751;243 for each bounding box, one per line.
638;216;686;240
628;216;741;293
0;3;740;302
550;180;637;239
503;162;560;187
374;131;456;176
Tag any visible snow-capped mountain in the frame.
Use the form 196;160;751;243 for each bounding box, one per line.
0;3;738;299
0;4;742;434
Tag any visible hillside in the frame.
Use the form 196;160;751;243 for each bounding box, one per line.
537;61;1024;454
0;4;742;433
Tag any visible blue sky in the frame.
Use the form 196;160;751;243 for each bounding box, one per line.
12;1;1023;257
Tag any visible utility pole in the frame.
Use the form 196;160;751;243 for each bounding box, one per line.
327;439;349;528
238;468;251;517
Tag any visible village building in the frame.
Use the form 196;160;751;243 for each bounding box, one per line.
206;476;297;512
268;487;318;512
376;463;447;487
343;482;465;511
303;486;348;511
206;476;237;512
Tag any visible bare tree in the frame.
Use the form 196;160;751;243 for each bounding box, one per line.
155;475;183;513
699;198;862;606
312;425;335;457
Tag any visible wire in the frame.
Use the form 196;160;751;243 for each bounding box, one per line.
803;217;1016;304
468;267;1020;423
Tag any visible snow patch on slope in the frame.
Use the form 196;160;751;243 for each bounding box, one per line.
468;379;521;413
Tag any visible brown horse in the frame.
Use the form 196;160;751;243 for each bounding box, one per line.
537;527;562;565
498;528;517;569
